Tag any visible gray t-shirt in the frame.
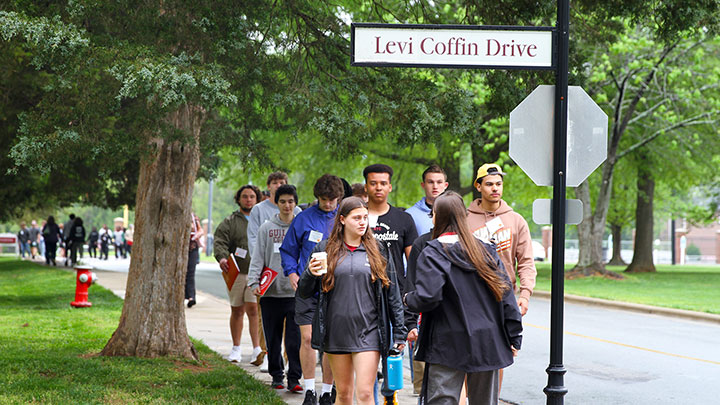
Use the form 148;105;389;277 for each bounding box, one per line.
325;244;380;353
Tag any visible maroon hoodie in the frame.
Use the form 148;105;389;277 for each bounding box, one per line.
467;199;536;300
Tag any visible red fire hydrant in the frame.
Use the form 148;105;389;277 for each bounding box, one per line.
71;265;97;308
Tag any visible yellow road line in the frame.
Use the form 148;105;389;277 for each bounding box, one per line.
524;322;720;366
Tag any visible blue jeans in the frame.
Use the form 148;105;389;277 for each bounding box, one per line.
19;242;30;258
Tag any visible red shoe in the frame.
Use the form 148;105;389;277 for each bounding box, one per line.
287;380;303;393
271;378;285;390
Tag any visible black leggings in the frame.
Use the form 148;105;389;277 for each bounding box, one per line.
185;248;199;300
45;241;57;263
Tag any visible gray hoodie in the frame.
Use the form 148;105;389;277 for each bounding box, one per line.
248;199;302;255
247;214;295;298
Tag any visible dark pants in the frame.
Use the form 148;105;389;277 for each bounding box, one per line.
185;248;198;300
115;243;124;258
88;244;97;258
45;241;57;264
100;243;109;260
70;242;83;266
64;241;72;265
260;297;302;382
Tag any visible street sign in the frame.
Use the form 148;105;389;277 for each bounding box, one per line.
352;23;554;69
509;85;608;187
0;234;17;244
352;9;574;402
532;199;583;225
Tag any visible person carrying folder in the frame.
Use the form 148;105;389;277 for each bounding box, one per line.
214;184;263;364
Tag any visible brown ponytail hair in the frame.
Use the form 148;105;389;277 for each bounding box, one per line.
431;191;509;301
321;197;390;292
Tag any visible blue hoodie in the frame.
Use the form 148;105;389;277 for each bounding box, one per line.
280;204;338;277
405;197;433;236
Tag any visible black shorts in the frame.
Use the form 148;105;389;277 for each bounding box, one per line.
294;294;318;326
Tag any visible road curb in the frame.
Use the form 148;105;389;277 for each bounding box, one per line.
532;290;720;324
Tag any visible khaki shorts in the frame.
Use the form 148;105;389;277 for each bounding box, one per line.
228;273;257;306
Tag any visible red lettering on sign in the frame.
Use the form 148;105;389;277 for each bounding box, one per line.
527;44;537;57
375;36;413;55
421;37;434;54
375;36;384;54
486;39;537;58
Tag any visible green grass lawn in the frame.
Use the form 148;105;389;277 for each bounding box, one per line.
0;258;283;405
534;262;720;314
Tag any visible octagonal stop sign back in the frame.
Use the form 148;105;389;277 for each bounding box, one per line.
509;85;608;187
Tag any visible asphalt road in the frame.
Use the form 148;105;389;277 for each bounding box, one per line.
501;295;720;404
87;258;720;404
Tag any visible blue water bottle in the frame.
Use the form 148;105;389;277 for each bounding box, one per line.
386;347;404;391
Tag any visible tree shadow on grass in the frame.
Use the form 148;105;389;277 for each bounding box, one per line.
0;259;41;272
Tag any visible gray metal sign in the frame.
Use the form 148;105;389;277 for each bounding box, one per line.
532;199;583;225
509;85;608;187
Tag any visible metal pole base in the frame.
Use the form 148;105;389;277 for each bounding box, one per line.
544;364;568;404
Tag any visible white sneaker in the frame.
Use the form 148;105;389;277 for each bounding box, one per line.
260;357;269;372
228;347;242;362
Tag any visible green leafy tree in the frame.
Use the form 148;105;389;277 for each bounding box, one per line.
573;24;720;277
0;1;294;359
605;162;636;266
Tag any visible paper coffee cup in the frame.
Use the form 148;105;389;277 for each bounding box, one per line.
311;252;328;275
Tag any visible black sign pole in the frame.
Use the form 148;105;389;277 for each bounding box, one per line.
544;0;569;403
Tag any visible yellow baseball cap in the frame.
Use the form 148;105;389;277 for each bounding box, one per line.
474;163;506;186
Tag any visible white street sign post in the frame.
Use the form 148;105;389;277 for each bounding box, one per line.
352;9;575;402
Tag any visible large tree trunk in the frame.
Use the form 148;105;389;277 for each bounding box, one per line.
607;222;626;265
101;104;206;359
625;162;656;273
568;179;623;279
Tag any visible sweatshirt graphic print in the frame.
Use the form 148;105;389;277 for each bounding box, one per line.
473;216;513;253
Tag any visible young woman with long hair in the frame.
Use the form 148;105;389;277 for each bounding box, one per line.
297;196;407;405
42;216;61;266
404;191;522;405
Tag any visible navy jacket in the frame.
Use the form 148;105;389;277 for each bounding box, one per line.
405;235;522;372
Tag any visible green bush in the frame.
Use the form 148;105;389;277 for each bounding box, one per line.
685;243;701;256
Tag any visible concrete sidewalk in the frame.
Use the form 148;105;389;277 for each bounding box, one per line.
92;269;420;405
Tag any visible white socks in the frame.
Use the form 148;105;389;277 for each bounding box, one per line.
232;345;241;351
322;383;333;395
252;346;262;357
304;378;316;392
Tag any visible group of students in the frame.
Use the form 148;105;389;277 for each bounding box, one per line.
17;215;86;266
17;214;134;266
212;162;536;405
